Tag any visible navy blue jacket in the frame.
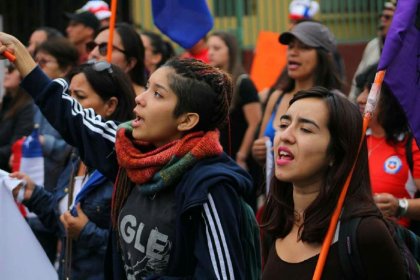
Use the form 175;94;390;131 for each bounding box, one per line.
22;67;258;279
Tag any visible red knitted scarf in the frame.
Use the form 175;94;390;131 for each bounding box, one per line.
115;128;223;184
112;126;223;226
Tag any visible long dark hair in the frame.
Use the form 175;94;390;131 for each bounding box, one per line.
261;86;378;245
209;31;246;109
98;23;146;88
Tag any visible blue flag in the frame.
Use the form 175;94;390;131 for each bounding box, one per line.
152;0;214;49
377;0;420;146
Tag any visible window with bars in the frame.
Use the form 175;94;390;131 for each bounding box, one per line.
213;0;257;17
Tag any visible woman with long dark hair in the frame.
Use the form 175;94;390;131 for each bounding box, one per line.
252;21;343;166
261;87;405;279
87;23;146;95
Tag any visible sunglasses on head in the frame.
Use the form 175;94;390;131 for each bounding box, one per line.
86;41;127;56
90;61;114;74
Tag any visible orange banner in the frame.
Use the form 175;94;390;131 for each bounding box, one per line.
250;31;287;92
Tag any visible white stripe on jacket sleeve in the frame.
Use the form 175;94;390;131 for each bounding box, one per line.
54;83;118;143
203;193;235;280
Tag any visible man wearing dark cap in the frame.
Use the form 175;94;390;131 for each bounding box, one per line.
65;11;100;64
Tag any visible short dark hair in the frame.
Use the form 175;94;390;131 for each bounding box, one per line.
36;38;78;74
68;62;136;122
33;27;63;40
163;58;233;132
262;86;378;245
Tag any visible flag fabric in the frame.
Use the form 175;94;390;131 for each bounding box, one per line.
0;169;24;191
19;126;45;218
0;183;57;279
250;31;287;91
152;0;214;49
20;126;44;186
265;138;273;196
377;0;420;146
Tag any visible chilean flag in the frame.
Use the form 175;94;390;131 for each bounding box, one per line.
19;126;45;218
20;126;44;186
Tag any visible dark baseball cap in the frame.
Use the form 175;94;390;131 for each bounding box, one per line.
65;11;100;31
279;21;336;53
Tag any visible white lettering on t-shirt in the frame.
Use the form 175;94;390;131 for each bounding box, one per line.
120;214;136;243
120;214;170;259
134;223;145;252
147;229;168;260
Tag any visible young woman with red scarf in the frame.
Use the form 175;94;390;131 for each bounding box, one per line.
0;32;260;279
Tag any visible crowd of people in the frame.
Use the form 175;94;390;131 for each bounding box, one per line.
0;0;419;279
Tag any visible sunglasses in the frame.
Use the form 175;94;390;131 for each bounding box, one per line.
379;14;393;20
86;41;127;56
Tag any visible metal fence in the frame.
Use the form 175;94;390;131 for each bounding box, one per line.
133;0;387;49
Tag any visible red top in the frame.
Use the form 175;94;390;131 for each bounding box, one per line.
367;134;420;227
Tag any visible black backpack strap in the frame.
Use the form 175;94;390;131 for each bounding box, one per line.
239;198;262;280
338;217;366;280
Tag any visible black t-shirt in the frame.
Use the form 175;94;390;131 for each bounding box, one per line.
118;185;177;279
220;75;259;158
262;217;405;279
262;243;344;279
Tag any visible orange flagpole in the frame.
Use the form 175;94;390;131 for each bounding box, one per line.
106;0;118;63
312;70;386;280
2;50;16;62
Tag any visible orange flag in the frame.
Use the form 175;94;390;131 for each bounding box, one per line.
250;31;287;92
